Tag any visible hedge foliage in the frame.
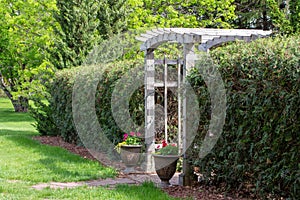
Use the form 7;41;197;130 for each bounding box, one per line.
188;35;299;199
31;59;143;145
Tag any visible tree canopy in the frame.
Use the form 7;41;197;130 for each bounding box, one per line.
127;0;236;28
0;0;56;112
234;0;299;33
49;0;100;69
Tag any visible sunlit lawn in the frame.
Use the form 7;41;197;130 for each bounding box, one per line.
0;98;179;200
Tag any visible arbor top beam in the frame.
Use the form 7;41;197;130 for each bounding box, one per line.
136;28;272;51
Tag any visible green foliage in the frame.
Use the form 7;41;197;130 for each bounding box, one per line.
31;59;144;145
233;0;299;34
267;0;292;33
97;0;128;39
94;60;144;145
29;97;60;136
188;35;300;199
234;0;276;30
25;62;58;135
155;145;179;155
47;68;78;143
0;0;56;112
127;0;236;28
50;0;100;69
124;132;142;145
50;0;131;69
85;29;146;64
289;0;300;33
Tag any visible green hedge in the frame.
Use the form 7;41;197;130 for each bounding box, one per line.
31;59;144;145
188;36;300;199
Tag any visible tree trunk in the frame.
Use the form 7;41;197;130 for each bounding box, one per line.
0;80;29;112
11;96;28;112
262;1;268;30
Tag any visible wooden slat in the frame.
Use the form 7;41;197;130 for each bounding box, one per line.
135;36;148;42
164;56;168;142
146;30;159;36
154;81;178;87
177;59;182;154
155;59;183;65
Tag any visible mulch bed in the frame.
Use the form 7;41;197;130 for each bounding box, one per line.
34;136;96;160
33;135;256;200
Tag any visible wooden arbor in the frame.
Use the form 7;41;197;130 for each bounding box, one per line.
136;28;271;183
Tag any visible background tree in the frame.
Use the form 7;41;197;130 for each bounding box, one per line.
233;0;296;33
127;0;236;28
49;0;100;69
289;0;300;33
97;0;128;39
234;0;270;29
0;0;55;112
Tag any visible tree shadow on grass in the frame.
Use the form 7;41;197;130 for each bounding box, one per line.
0;129;37;137
0;109;35;123
1;129;116;182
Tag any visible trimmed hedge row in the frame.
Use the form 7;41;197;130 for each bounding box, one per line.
31;59;143;145
188;35;299;199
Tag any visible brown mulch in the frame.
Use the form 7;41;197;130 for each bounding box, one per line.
33;136;125;170
162;185;253;200
33;136;96;160
33;135;255;200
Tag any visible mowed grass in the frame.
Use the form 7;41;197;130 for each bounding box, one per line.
0;98;179;200
0;98;117;183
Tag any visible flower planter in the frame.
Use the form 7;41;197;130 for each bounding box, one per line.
120;145;142;173
152;154;179;187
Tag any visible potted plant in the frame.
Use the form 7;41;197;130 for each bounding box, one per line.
152;140;179;187
115;132;142;173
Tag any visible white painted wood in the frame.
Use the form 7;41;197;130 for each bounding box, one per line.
140;27;272;176
177;59;182;154
137;28;271;51
164;57;168;143
144;49;156;173
135;36;148;42
146;30;159;36
154;82;178;87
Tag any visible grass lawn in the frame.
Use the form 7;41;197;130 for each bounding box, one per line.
0;98;179;200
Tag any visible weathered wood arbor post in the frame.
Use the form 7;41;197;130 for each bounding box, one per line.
136;28;271;185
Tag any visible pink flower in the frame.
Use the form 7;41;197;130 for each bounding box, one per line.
136;132;141;137
123;133;128;141
171;143;176;147
130;132;135;136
